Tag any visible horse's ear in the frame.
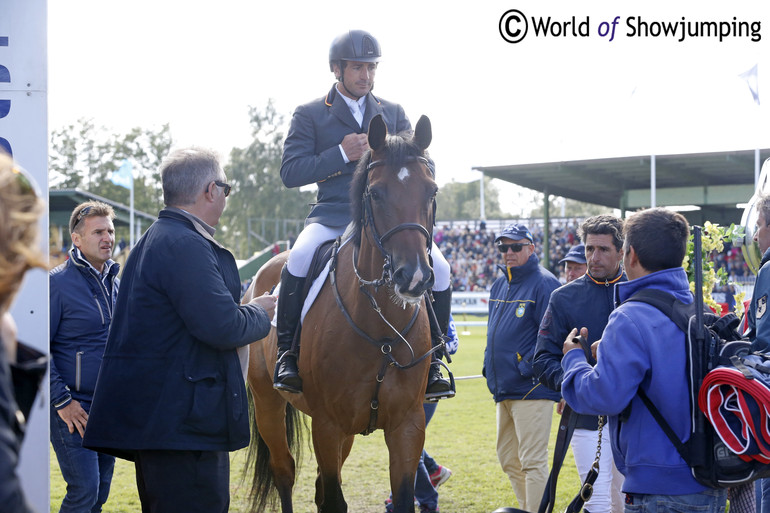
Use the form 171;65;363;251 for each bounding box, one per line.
413;115;432;151
368;114;387;151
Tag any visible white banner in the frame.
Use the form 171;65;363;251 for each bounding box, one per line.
452;291;491;314
0;1;49;511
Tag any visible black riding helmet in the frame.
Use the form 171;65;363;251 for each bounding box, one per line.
328;30;381;72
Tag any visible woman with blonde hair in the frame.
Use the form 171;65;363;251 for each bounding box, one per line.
0;152;46;513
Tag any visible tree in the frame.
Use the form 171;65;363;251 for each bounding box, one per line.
437;176;505;221
219;101;314;259
49;119;173;242
50;119;172;213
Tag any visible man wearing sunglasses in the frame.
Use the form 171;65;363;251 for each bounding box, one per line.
484;223;560;512
83;147;277;513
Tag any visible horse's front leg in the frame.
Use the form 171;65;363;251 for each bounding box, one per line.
312;418;350;513
314;434;354;510
384;410;424;513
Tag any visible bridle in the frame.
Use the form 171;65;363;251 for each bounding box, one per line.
328;153;444;434
329;153;442;367
356;155;436;287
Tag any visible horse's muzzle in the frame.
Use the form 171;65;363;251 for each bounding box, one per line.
392;262;435;300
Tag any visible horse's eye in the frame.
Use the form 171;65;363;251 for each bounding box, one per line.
369;189;382;202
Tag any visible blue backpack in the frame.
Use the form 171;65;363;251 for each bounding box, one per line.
626;288;770;488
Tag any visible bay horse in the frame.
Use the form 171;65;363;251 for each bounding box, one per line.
243;114;440;513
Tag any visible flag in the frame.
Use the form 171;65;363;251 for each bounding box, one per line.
739;64;760;106
111;159;134;190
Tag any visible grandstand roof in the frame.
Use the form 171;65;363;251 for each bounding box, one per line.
475;148;770;226
49;188;156;232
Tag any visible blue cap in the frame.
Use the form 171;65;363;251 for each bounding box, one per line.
495;223;534;243
559;244;586;265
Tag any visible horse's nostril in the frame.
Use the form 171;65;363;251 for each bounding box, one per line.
392;267;408;286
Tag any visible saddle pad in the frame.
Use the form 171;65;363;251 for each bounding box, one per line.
270;235;353;328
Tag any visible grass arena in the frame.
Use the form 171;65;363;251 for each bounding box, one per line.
50;323;585;513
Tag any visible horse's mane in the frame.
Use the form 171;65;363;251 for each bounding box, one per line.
349;129;428;246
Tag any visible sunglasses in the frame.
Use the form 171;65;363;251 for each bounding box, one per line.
212;180;231;197
71;205;93;232
497;242;532;253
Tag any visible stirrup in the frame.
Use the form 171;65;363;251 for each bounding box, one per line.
424;360;456;402
273;351;302;393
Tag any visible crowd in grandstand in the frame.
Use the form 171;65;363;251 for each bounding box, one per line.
433;220;752;292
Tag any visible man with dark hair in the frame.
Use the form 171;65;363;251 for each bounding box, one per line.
535;215;626;513
83;147;276;513
485;223;560;511
50;200;118;513
275;29;452;401
561;208;727;511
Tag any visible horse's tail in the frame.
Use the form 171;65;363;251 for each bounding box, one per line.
243;387;304;513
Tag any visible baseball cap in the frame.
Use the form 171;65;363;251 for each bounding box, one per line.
495;223;534;244
559;244;586;265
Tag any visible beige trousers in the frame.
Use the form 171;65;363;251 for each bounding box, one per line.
496;399;555;512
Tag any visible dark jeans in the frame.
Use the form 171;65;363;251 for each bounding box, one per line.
134;449;230;513
624;488;726;513
758;478;770;513
50;408;115;513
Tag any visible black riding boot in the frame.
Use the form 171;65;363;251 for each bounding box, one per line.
426;287;454;400
273;266;306;393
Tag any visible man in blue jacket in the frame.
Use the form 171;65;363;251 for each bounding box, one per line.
484;223;560;511
746;192;770;511
535;216;626;513
562;208;727;512
50;200;119;513
83;147;277;513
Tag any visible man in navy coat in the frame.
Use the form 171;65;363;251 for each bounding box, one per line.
83;147;276;513
274;30;453;400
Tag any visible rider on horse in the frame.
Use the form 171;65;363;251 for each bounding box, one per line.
273;29;453;400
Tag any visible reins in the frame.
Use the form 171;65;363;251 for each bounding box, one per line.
329;154;442;434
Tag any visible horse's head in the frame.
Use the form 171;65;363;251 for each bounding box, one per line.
350;114;437;305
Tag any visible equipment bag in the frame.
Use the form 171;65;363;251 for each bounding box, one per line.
625;287;770;488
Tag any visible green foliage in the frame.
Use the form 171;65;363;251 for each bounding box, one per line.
218;101;314;259
437;176;505;220
49;119;172;216
682;222;745;315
